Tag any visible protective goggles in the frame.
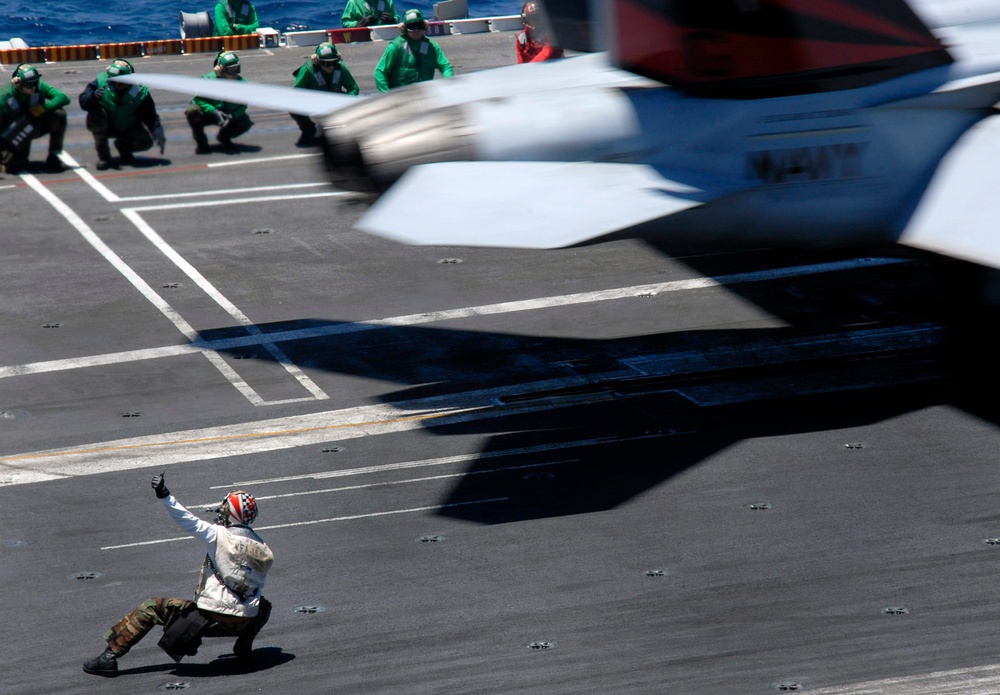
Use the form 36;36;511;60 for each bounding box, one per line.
221;64;241;75
318;58;340;68
405;22;425;30
20;78;40;89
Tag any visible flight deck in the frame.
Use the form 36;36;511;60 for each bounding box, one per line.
4;32;1000;695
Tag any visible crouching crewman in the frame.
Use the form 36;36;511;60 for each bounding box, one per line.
83;473;274;677
290;42;359;146
185;51;253;153
78;60;166;171
0;64;69;174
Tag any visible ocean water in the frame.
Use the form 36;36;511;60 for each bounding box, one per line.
3;0;524;47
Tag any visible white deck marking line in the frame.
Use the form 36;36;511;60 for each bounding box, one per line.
207;153;319;167
119;182;327;203
0;395;665;487
0;400;495;485
215;437;631;488
0;256;911;381
61;150;339;208
100;497;509;550
22;170;271;406
22;171;198;338
62;148;325;204
121;208;329;403
127;190;353;211
0;344;201;378
201;460;576;506
49;153;326;404
59;152;120;202
805;663;1000;694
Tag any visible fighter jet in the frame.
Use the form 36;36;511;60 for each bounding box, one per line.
116;0;1000;270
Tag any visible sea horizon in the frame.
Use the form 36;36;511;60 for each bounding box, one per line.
4;0;524;47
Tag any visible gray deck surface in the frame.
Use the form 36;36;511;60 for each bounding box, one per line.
3;31;1000;695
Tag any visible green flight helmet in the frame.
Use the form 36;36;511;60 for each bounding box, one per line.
216;51;241;75
217;51;240;67
315;42;340;63
403;9;426;26
13;63;41;88
106;59;135;78
106;59;135;90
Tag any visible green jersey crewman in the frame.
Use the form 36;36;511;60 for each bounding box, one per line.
78;60;166;171
185;51;253;154
374;9;453;92
342;0;398;28
214;0;259;36
290;42;359;146
0;63;69;174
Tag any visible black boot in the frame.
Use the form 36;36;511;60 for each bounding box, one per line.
233;597;271;664
3;152;27;175
83;647;119;677
115;139;135;165
95;139;112;171
192;127;211;154
296;123;317;147
217;131;236;151
44;153;63;173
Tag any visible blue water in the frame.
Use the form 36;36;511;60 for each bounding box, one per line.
4;0;523;47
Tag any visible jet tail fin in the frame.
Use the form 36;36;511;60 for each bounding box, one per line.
608;0;954;98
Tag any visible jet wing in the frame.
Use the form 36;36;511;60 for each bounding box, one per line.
111;73;357;118
356;162;706;249
899;114;1000;269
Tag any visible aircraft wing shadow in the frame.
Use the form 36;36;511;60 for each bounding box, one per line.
198;247;999;523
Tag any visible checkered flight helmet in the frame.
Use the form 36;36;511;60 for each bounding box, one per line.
216;490;258;526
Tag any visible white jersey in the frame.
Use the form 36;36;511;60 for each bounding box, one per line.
162;495;274;618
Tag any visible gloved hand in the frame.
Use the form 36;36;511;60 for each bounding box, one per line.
93;87;105;99
151;472;170;499
360;14;377;26
153;125;166;154
379;11;394;23
214;110;232;128
29;104;45;118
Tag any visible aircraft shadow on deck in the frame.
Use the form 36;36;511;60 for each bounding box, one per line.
200;247;1000;524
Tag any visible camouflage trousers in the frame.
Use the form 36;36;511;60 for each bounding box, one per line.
104;596;271;656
